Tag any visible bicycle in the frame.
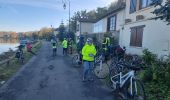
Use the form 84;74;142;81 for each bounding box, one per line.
15;50;24;64
72;53;82;67
92;50;110;79
110;62;146;100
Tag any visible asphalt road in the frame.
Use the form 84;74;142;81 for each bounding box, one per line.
0;41;116;100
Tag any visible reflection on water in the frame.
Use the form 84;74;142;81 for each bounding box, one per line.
0;38;19;43
0;38;19;54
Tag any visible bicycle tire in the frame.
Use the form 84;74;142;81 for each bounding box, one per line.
125;78;146;100
20;54;24;64
93;63;109;79
109;61;124;77
72;55;81;67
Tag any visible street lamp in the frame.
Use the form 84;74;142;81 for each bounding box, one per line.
62;0;70;34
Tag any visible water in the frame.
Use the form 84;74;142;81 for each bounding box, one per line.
0;38;19;54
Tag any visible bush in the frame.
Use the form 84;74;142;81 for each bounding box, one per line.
140;49;170;99
142;49;157;65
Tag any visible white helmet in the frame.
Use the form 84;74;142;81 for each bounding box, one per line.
86;38;93;42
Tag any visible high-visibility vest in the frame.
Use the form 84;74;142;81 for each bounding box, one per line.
62;40;68;48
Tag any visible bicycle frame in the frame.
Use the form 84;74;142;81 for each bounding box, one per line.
95;54;103;70
111;70;136;95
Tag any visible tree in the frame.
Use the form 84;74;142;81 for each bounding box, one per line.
39;27;52;39
152;0;170;25
58;21;66;41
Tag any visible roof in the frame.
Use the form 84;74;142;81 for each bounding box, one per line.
95;4;125;22
77;18;96;23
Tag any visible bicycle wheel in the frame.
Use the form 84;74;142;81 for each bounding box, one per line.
125;78;146;100
93;62;109;79
109;61;124;77
72;55;80;67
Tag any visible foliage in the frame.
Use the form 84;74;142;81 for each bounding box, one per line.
152;0;170;25
0;31;18;39
58;22;66;41
39;27;53;39
139;49;170;99
142;49;157;65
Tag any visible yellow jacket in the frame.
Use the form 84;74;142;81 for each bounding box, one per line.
82;44;96;61
62;40;68;48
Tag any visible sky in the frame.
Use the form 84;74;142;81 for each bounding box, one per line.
0;0;115;32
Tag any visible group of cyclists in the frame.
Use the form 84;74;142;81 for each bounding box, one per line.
68;35;125;82
47;35;126;82
50;37;74;56
15;41;36;63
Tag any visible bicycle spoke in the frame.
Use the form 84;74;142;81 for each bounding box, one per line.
94;63;109;79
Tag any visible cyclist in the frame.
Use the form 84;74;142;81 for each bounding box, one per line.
115;45;126;60
62;38;68;55
82;38;96;82
68;38;73;54
26;42;36;55
102;36;110;61
15;44;24;59
77;35;85;64
52;41;57;56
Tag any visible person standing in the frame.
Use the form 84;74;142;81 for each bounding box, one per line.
68;38;73;54
52;42;57;56
102;36;111;61
77;36;85;64
82;38;96;82
26;42;36;55
62;38;68;55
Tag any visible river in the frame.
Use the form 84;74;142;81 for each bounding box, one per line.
0;38;19;54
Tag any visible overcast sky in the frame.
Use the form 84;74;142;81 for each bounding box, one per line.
0;0;116;32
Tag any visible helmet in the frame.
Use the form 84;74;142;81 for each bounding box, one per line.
86;38;93;42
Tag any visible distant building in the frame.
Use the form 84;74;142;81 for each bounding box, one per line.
76;18;95;37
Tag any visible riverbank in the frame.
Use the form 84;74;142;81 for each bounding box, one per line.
0;41;42;86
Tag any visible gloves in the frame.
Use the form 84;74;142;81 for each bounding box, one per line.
89;54;94;57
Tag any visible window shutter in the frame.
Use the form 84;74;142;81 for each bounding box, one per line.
107;18;110;31
130;28;137;46
136;26;144;47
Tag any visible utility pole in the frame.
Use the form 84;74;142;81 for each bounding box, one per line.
63;0;70;34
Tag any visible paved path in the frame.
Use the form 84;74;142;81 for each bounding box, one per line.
0;42;116;100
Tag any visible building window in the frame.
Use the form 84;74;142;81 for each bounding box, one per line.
108;16;116;31
130;0;137;13
130;0;153;13
130;25;145;47
139;0;153;9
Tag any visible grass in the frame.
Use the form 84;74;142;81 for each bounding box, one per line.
0;41;42;86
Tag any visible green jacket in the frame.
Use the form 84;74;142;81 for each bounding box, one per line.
82;44;96;61
62;40;68;48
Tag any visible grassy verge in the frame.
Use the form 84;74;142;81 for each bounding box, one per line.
0;41;42;86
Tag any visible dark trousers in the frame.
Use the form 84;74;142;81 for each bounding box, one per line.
63;48;67;55
53;48;57;56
